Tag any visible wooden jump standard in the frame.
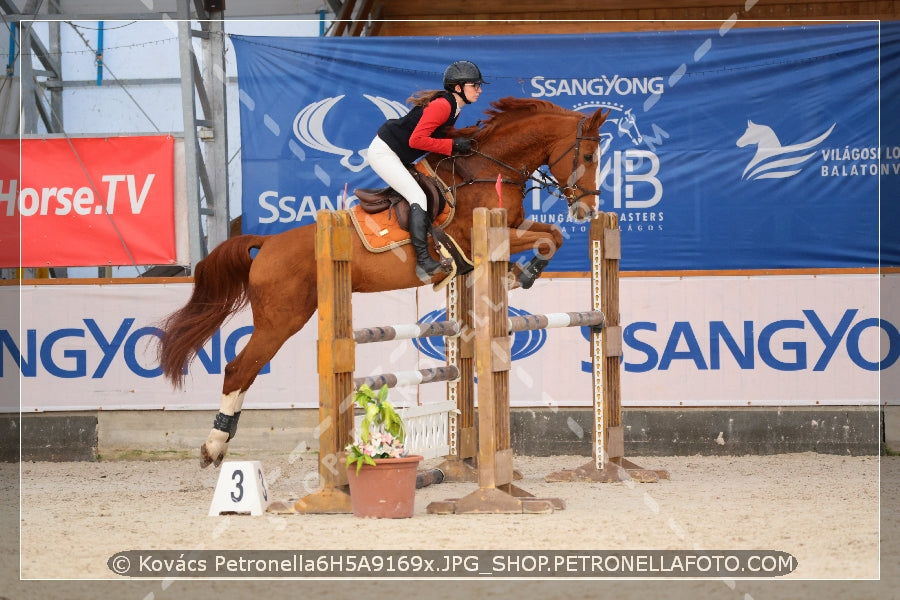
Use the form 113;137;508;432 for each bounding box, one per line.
426;208;565;514
434;274;479;482
426;208;666;515
544;210;668;484
284;209;475;514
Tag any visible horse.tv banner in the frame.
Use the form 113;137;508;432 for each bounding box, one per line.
0;135;176;268
232;22;899;272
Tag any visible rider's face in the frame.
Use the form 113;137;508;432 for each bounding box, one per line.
459;82;482;103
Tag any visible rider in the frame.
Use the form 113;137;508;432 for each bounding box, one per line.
367;60;485;280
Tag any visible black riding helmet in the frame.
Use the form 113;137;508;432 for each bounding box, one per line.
443;60;486;103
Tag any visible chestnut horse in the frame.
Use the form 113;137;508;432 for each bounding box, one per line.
157;97;609;467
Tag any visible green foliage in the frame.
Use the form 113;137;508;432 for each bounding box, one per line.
345;384;407;474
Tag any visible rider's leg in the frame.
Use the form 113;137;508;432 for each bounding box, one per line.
367;137;443;278
406;204;443;279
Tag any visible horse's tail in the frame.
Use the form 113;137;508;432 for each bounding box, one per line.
157;234;267;388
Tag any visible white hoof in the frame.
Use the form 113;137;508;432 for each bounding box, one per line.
201;429;229;468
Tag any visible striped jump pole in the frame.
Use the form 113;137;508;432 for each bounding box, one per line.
353;321;460;344
354;365;460;390
508;311;604;333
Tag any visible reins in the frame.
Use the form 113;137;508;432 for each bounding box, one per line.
435;116;603;206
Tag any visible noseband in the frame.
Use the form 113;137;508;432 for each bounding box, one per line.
544;116;603;204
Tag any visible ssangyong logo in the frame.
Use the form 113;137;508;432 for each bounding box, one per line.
736;120;834;180
292;94;409;173
413;307;546;361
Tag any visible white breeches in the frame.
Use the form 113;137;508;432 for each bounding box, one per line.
367;136;426;210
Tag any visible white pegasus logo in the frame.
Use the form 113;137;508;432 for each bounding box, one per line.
736;120;835;180
292;94;409;173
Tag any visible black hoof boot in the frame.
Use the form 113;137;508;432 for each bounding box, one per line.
518;256;550;289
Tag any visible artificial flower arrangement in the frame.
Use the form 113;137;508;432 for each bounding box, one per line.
345;383;408;474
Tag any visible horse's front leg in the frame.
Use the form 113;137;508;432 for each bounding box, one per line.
507;220;565;289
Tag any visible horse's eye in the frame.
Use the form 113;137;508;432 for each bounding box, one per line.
584;154;594;163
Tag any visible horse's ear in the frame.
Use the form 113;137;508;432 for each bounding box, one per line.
588;108;610;133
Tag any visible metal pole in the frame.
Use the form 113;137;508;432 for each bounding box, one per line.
200;12;229;252
177;0;206;269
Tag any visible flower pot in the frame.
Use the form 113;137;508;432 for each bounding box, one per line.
346;455;423;518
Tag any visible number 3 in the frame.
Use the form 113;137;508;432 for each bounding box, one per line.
230;469;244;502
257;468;268;502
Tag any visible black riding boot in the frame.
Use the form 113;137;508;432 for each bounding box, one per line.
408;204;443;279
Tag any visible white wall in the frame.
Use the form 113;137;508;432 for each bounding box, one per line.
5;274;893;412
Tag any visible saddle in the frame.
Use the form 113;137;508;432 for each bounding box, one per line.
352;166;473;288
354;168;447;231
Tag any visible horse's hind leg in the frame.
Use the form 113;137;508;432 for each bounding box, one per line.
201;308;315;467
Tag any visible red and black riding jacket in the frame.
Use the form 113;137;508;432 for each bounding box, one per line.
376;91;461;165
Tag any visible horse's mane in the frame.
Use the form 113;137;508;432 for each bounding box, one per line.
456;97;574;140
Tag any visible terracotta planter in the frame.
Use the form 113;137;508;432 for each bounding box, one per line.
346;455;423;518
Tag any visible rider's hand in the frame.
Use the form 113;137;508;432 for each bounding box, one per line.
451;137;474;155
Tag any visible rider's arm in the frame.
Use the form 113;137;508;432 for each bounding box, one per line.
408;97;454;156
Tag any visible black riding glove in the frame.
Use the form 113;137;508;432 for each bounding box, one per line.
451;137;474;155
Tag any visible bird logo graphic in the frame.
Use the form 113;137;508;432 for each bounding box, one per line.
292;94;409;173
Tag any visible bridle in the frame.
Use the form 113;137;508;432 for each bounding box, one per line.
544;116;603;204
438;116;602;207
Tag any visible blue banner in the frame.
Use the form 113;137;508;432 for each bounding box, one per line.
232;22;898;271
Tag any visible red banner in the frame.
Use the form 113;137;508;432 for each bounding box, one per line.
0;136;176;268
0;139;20;269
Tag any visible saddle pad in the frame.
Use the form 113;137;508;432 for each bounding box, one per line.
348;196;454;253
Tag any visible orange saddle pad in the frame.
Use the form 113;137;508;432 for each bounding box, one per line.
348;198;454;253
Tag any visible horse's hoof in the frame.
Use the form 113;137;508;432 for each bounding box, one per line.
200;442;227;468
200;444;215;468
201;447;227;468
200;446;212;468
202;430;229;468
518;272;536;290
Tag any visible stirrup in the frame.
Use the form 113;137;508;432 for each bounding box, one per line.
415;259;443;280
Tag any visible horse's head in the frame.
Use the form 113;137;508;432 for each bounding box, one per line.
736;120;781;149
443;98;610;221
546;106;609;221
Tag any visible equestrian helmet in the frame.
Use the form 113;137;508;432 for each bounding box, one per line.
443;60;485;90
